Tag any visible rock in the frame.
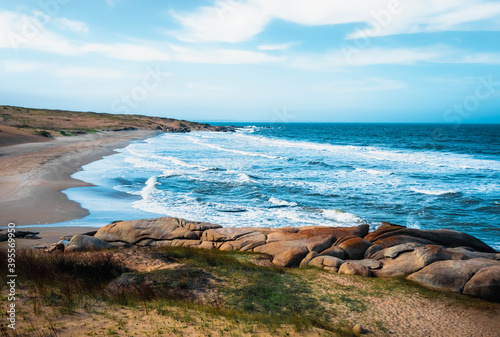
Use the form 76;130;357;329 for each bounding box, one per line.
23;234;40;240
253;226;358;267
366;222;496;253
373;245;450;278
320;246;348;259
353;323;367;334
202;227;258;242
339;261;372;277
337;236;373;260
443;247;500;261
254;240;309;267
65;235;110;252
364;244;384;259
373;235;436;249
300;251;319;267
383;242;424;259
308;256;345;271
463;266;500;302
355;259;382;269
218;232;267;251
408;258;500;294
95;217;222;244
45;243;65;253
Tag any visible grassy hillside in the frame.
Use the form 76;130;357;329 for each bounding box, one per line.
0;105;231;144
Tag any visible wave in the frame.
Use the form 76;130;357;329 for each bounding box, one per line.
190;137;278;159
235;133;500;172
322;209;365;224
410;187;460;196
354;168;392;176
269;197;297;207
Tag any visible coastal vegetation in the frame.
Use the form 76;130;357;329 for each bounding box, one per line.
0;105;232;147
1;245;497;336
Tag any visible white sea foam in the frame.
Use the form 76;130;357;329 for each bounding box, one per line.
190;137;278;159
410;187;459;196
269;197;297;207
354;168;391;176
322;209;364;224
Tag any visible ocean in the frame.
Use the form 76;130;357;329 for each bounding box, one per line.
60;123;500;249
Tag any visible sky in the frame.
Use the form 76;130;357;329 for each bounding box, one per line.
0;0;499;123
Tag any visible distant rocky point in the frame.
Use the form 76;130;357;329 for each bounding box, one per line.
0;105;235;146
59;217;500;303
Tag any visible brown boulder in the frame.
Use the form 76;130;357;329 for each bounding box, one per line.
65;235;110;252
337;236;373;260
201;227;259;242
95;217;221;244
254;240;309;267
299;251;319;267
366;222;496;253
320;246;348;259
338;261;372;277
308;256;345;271
373;245;450;278
408;258;500;294
463;266;500;302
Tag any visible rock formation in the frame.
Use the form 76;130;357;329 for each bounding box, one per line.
64;216;500;303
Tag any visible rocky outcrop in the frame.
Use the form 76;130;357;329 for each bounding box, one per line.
365;222;496;253
65;235;110;252
64;217;500;302
408;259;500;295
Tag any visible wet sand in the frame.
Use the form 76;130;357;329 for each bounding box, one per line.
0;130;158;227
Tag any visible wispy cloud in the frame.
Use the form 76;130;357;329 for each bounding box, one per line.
309;77;406;94
257;42;298;51
54;17;89;35
172;0;500;43
186;82;233;91
56;66;126;79
1;60;42;72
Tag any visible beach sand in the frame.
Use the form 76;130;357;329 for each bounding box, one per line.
0;130;158;227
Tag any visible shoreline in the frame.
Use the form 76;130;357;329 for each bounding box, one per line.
0;130;159;227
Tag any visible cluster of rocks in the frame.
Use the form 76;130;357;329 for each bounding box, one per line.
59;217;499;303
0;230;40;241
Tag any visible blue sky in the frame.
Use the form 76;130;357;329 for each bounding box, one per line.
1;0;499;122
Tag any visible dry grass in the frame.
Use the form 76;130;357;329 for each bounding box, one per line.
1;246;499;336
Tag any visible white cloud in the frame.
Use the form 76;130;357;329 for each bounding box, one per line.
56;66;126;79
81;43;171;61
2;60;42;72
186;83;232;91
309;77;406;94
172;0;500;43
0;10;80;54
289;47;446;70
171;2;269;43
257;42;297;50
168;44;284;64
54;17;89;35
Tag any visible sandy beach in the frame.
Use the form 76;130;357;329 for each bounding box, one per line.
0;130;158;227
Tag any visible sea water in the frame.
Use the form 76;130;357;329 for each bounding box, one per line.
59;123;499;249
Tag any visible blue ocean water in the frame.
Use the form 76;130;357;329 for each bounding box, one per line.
61;123;499;249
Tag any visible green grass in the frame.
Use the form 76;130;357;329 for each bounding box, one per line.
0;247;354;334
